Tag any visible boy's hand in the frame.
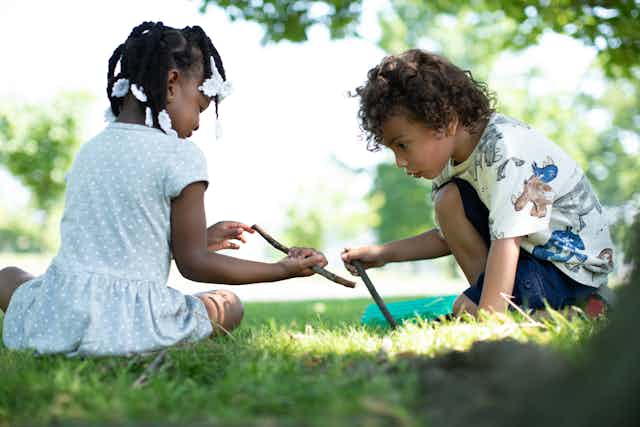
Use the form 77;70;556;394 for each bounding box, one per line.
278;247;327;278
206;221;255;252
341;245;386;275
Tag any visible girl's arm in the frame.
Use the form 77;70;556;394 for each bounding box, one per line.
477;236;521;313
170;182;325;284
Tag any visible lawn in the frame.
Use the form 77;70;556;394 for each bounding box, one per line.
0;297;602;427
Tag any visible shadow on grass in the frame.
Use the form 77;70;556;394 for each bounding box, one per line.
0;288;629;427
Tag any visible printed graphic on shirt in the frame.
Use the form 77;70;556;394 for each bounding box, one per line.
432;113;614;288
590;248;615;278
512;157;557;218
553;175;602;231
496;157;525;181
597;248;614;269
472;115;529;181
532;227;588;271
488;217;503;240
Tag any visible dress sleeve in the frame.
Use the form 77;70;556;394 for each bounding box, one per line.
163;141;209;199
481;140;556;240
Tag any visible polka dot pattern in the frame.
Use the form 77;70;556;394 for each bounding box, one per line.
2;122;212;356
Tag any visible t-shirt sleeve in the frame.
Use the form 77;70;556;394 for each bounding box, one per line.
480;139;555;240
163;141;209;199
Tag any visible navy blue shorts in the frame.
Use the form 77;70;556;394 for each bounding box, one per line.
450;178;597;311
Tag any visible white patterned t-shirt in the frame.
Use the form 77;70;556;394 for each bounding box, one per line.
433;113;614;289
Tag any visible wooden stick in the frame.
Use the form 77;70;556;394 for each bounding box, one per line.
353;260;397;329
132;349;168;388
251;224;356;288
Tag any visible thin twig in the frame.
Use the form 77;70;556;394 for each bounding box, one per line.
132;349;168;388
499;292;546;328
251;224;356;288
194;310;237;341
353;260;397;329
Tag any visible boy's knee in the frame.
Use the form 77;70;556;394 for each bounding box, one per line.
198;290;244;335
434;182;462;223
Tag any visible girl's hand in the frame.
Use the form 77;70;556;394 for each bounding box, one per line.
341;245;386;276
278;247;328;278
206;221;255;252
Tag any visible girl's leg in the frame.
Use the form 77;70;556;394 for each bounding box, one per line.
196;289;244;336
434;181;490;316
0;266;35;313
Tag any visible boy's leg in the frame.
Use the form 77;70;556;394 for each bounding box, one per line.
434;179;493;316
0;266;35;313
197;289;244;336
434;181;489;284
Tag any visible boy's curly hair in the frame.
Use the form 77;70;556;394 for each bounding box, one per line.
354;49;496;151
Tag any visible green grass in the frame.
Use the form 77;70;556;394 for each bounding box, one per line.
0;297;603;427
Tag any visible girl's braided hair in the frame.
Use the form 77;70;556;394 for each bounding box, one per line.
106;21;226;130
354;49;496;151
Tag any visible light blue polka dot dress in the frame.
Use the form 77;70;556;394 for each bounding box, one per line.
2;122;213;356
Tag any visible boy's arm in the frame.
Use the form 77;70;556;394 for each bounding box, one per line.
170;182;324;284
478;236;522;313
381;228;451;263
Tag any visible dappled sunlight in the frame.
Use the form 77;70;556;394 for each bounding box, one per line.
0;297;607;426
238;300;601;362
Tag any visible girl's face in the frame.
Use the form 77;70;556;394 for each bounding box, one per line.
381;113;455;180
166;68;211;139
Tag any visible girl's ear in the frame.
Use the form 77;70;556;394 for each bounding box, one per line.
166;69;180;104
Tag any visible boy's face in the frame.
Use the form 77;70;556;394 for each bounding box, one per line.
381;113;454;179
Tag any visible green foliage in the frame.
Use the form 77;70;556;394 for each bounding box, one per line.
0;93;88;253
199;0;364;43
382;0;640;79
0;93;90;214
368;162;435;243
199;1;640;79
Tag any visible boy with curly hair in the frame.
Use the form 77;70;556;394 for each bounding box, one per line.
341;49;613;317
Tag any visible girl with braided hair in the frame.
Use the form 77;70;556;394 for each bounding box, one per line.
0;21;326;356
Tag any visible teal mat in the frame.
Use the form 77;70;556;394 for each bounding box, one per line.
361;295;457;327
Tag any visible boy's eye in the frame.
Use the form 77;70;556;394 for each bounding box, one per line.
397;143;407;150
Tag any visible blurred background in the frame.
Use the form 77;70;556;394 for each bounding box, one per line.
1;0;638;301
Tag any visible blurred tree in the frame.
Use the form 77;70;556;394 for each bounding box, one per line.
283;201;326;249
368;162;434;243
281;166;376;251
0;93;89;213
0;92;89;251
0;213;47;253
198;0;363;42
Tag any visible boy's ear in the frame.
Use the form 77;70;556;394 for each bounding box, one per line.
446;115;459;137
166;69;180;104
